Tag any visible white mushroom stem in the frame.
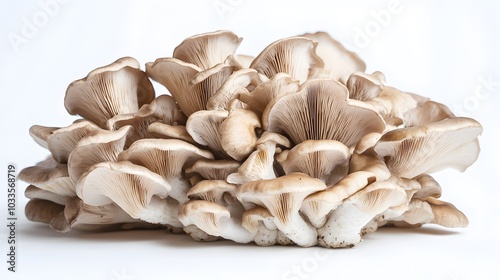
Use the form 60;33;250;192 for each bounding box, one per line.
274;212;317;247
140;196;182;226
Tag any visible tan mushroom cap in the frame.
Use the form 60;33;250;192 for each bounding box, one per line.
277;139;350;182
403;100;455;127
187;180;237;206
413;174;442;200
250;37;323;84
301;31;366;83
346;71;383;101
67;125;133;182
226;141;278;185
178;200;230;237
29;125;59;149
19;157;76;197
173;30;242;70
146;58;203;116
47;120;100;163
364;86;417;122
76;161;178;225
25;184;66;205
373;117;483;178
147;122;197;145
241;207;276;233
25;198;65;224
65;57;155;128
264;79;385;147
238;73;300;117
224;54;254;69
206;68;261;111
219;109;261;161
185;159;240;180
186;110;229;158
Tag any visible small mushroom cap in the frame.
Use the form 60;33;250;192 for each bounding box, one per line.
65;57;155;128
25;185;66;205
25;198;65;224
301;31;365;83
346;72;383;101
264;79;385;147
373;117;483;178
219;109;261;161
185;159;240;180
250;36;323;83
29;125;59;149
178;200;231;236
403;100;455;127
186;110;229;158
426;197;468;228
241;207;276;233
147;122;197;145
277;139;350;181
67;125;133;181
173;30;242;70
19;157;76;197
187;180;237;205
47;120;100;163
226;141;278;185
412;174;442;199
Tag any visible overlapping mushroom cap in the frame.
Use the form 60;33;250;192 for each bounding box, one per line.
20;30;483;248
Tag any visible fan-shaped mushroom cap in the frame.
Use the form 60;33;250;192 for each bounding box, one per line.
301;31;365;83
364;86;417;122
224;54;254;69
67;125;133;182
47;120;100;163
318;180;407;248
206;68;261;111
346;71;383;101
277;139;350;182
238;73;300;117
179;200;254;243
264;79;385;147
219;109;261;161
250;37;323;84
19;157;76;197
301;171;376;228
106;95;187;144
413;174;442;199
25;184;66;205
403;100;455;127
187;180;237;206
118;138;214;203
185;159;240;180
76;161;180;226
186;110;229;158
65;57;155;128
29;125;59;149
173;30;242;70
237;173;326;246
373;117;483;178
25;199;65;224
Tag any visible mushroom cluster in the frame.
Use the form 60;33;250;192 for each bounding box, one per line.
20;30;483;248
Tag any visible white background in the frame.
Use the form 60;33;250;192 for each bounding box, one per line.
1;0;499;279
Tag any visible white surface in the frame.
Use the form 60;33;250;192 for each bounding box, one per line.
1;0;499;279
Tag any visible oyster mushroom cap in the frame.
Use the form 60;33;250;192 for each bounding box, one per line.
67;125;133;182
219;109;261;161
241;207;278;246
173;30;242;70
76;161;180;226
47;120;100;163
25;184;66;205
346;71;383;101
373;117;483;178
147;122;197;145
238;73;300;116
146;58;203;116
19;157;76;197
185;159;240;180
186;109;229;158
226;141;278;185
250;37;324;84
187;180;237;206
264;79;385;147
413;174;442;200
403;100;455;127
25;198;65;224
65;57;155;128
301;31;366;83
277;139;350;182
29;125;59;149
178;200;255;244
237;173;327;247
117;138;214;204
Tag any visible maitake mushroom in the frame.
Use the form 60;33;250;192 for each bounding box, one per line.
20;30;483;248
